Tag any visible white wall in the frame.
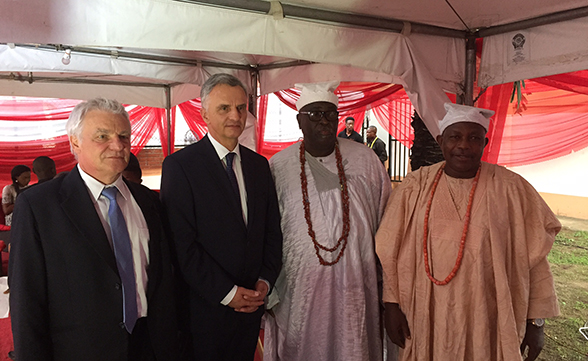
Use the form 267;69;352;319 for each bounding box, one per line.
509;147;588;198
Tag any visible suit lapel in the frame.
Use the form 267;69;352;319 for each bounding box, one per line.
201;136;247;229
60;167;119;276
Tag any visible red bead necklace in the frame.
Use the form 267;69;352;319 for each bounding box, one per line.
423;163;481;285
299;141;350;266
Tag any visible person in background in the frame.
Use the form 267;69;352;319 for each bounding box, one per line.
32;156;56;185
366;125;388;166
337;116;363;143
2;165;31;226
376;102;559;361
123;153;143;184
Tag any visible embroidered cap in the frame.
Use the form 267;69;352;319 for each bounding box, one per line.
439;103;494;134
295;81;340;111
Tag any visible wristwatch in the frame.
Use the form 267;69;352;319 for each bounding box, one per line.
528;318;545;327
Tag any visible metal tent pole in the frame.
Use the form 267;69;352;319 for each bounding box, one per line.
463;37;477;106
165;85;172;155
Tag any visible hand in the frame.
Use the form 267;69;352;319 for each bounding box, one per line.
520;322;545;361
253;280;269;301
227;286;265;313
384;303;411;348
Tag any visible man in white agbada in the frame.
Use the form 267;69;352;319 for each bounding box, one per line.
264;81;392;360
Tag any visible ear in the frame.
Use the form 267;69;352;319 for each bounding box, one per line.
296;114;303;130
70;135;80;154
484;137;489;148
201;107;209;125
436;134;443;146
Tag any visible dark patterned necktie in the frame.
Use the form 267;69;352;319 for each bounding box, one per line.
225;152;242;210
101;187;138;333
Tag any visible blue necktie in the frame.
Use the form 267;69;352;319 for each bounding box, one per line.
101;187;138;333
225;152;242;210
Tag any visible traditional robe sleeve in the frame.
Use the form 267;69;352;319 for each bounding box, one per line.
520;175;561;318
376;170;423;304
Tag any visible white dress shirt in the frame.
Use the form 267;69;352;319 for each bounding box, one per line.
78;165;150;318
208;134;248;224
208;135;254;305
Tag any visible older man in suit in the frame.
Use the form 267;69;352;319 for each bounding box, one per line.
9;98;178;361
160;73;283;361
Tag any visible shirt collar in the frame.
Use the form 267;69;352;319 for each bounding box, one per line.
208;133;241;161
77;164;131;202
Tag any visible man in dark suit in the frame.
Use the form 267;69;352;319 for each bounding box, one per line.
9;98;178;361
160;73;283;361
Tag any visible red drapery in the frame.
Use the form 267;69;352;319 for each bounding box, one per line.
477;70;588;167
369;91;414;148
0;98;174;184
178;99;208;142
261;82;403;158
3;72;588;184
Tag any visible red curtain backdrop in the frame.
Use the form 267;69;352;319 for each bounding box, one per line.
477;70;588;167
261;82;404;158
370;96;414;148
178;99;208;142
3;73;588;184
0;98;174;184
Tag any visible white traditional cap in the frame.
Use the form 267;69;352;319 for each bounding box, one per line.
439;103;494;134
295;81;340;111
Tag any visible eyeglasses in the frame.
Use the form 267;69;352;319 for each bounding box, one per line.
299;111;339;122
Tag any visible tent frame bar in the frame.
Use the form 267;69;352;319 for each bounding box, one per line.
0;73;177;88
8;43;316;73
175;0;588;40
477;6;588;37
175;0;465;38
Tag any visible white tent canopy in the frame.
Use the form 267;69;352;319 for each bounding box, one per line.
1;0;588;136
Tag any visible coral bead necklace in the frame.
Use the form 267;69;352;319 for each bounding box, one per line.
299;141;350;266
423;162;481;285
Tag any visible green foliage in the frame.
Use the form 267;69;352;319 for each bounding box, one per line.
510;80;526;111
541;227;588;360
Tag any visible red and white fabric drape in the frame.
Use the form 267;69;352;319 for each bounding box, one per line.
3;73;588;184
0;99;175;184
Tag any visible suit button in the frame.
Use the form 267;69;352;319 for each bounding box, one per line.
119;322;125;329
115;283;121;290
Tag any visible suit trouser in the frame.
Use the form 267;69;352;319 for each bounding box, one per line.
190;303;262;361
129;317;157;361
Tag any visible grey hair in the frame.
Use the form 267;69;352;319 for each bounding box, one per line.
200;73;247;110
66;98;130;155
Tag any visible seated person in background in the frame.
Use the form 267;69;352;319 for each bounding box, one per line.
32;156;57;185
2;165;31;226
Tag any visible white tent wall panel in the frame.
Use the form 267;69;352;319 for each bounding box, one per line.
479;17;588;87
0;81;165;109
0;0;462;134
405;33;465;92
260;63;399;94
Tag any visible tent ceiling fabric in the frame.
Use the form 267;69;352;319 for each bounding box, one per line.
277;0;588;31
480;17;588;87
1;0;588;134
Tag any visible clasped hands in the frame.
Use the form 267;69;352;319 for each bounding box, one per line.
228;280;269;313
